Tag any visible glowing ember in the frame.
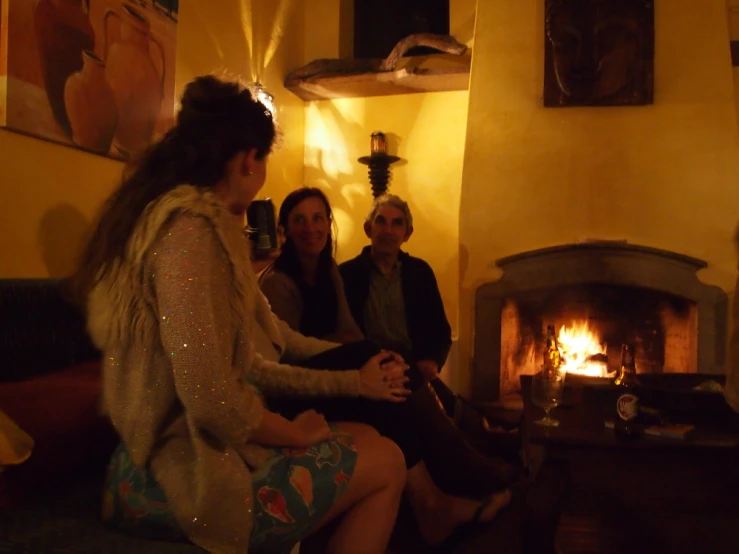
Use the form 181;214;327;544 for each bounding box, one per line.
557;321;610;377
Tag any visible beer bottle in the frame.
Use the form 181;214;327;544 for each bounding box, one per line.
614;343;641;439
614;342;638;386
543;324;562;376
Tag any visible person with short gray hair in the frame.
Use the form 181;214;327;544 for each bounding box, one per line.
346;193;448;396
366;194;414;231
340;194;520;498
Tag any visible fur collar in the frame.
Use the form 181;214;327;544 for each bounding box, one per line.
87;185;281;352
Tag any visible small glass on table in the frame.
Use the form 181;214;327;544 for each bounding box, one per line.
531;367;566;427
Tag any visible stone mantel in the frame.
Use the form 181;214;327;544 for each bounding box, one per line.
472;242;728;402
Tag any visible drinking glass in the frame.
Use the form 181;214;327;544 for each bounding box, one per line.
531;369;565;427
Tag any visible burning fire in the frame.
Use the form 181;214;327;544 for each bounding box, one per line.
556;321;610;377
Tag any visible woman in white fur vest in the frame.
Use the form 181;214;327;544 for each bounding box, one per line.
73;75;412;554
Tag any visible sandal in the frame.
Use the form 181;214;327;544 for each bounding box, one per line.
471;488;514;523
426;489;517;553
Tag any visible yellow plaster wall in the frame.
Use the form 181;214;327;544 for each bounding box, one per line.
0;0;305;278
297;0;476;334
303;93;468;335
458;0;739;396
727;3;739;137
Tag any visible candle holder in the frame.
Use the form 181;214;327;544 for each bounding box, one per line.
358;131;401;198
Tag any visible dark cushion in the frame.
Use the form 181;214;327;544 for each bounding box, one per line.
0;467;206;552
0;361;117;507
0;279;100;382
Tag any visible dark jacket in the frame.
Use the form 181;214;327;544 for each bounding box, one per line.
339;246;452;369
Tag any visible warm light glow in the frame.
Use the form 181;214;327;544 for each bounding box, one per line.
189;3;225;62
226;0;297;121
557;321;609;377
237;0;294;80
238;0;254;77
302;96;464;326
252;82;276;118
262;0;294;70
304;103;355;179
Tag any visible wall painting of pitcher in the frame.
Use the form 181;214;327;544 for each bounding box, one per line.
0;0;178;160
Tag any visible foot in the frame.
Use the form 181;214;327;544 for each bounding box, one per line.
427;449;521;498
414;488;512;546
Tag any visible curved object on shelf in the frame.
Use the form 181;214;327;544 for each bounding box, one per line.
284;33;470;101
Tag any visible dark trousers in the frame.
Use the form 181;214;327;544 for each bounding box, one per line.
266;340;424;468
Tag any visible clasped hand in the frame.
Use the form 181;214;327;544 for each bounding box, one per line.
358;351;410;402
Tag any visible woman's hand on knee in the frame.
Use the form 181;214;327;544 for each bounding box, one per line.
292;409;333;447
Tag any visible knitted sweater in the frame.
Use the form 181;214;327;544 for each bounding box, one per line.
87;185;360;553
259;263;363;343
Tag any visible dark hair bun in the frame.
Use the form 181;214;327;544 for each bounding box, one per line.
169;74;277;163
178;75;250;127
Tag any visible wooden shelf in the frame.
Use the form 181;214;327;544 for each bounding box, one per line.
284;56;471;101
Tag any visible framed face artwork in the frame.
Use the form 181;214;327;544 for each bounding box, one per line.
544;0;654;107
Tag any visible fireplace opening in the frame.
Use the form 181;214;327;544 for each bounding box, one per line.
472;243;728;403
500;284;697;397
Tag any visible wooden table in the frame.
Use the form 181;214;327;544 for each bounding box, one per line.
521;375;739;554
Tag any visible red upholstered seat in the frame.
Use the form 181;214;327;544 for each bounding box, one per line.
0;360;117;507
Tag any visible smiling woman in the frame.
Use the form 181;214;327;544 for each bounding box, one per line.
259;189;519;547
260;187;363;343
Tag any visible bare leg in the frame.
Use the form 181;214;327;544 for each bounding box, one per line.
406;461;512;545
320;423;511;547
308;423;406;554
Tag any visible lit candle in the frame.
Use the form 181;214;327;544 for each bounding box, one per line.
370;131;386;155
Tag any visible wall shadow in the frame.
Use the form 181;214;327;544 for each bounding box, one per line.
38;204;91;278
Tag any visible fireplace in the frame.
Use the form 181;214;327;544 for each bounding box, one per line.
472;242;728;402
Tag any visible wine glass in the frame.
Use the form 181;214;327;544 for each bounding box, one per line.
531;369;565;427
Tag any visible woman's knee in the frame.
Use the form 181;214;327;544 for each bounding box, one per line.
352;429;406;482
369;435;407;488
335;421;380;439
381;436;407;478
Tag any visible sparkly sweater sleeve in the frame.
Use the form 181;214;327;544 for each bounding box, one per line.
247;353;361;398
150;214;264;445
246;302;360;397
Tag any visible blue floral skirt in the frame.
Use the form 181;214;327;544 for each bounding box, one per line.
102;431;358;553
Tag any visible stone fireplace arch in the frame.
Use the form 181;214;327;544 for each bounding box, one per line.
472;242;728;402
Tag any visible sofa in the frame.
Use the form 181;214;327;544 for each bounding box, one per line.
0;278;548;554
0;278;204;553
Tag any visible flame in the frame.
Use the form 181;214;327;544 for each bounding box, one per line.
557;321;610;377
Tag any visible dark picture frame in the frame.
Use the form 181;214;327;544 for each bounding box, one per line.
544;0;654;107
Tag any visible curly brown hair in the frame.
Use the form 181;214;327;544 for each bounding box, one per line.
73;74;277;302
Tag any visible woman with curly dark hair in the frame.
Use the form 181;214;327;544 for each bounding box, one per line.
75;75;411;554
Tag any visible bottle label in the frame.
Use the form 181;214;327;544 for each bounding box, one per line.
256;234;272;250
616;393;639;421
